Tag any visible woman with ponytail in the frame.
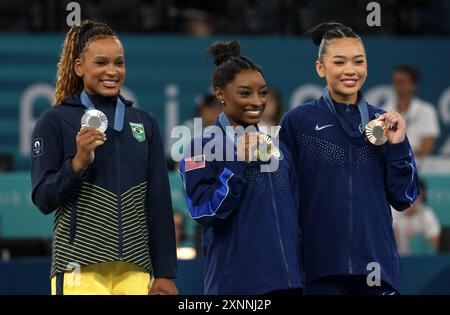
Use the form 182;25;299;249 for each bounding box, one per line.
31;20;178;295
280;22;420;294
180;41;304;295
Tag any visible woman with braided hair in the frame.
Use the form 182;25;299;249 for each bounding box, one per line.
31;20;178;295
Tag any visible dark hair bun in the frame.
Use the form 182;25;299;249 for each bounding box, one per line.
208;41;241;66
308;22;345;46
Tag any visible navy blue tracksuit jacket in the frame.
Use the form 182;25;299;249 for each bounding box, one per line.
180;113;304;294
31;93;177;279
280;95;419;293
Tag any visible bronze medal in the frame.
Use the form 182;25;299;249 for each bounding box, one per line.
365;118;388;145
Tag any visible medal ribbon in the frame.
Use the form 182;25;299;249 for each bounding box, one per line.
218;112;260;147
80;90;125;132
322;87;369;138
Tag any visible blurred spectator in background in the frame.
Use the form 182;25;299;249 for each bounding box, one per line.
166;157;178;172
169;1;219;37
180;8;216;37
258;87;284;131
0;215;10;261
382;65;440;157
0;154;14;172
195;93;223;127
173;211;196;260
393;179;441;255
223;0;284;35
183;93;223;135
174;211;187;246
1;0;449;35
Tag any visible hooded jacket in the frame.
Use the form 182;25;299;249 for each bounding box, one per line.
31;93;177;279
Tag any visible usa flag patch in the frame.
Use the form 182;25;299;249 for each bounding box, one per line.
184;155;206;172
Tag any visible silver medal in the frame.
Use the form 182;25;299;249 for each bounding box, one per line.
80;109;108;133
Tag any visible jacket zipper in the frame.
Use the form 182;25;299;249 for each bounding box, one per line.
348;142;353;274
116;138;123;260
268;173;292;288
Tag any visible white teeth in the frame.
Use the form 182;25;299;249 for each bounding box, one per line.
342;80;356;87
246;110;261;116
102;80;117;87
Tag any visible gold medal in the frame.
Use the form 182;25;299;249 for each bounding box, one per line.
253;134;282;161
365;118;388;145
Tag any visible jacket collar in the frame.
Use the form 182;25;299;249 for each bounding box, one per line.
59;93;134;108
216;112;262;148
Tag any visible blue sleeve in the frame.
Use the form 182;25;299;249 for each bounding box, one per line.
31;110;83;215
179;140;247;227
145;115;177;278
383;138;420;211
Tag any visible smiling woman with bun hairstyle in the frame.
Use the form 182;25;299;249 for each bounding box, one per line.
180;40;304;295
280;22;420;295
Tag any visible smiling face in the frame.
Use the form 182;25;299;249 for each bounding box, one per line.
393;70;417;99
215;69;268;127
316;37;367;104
74;36;125;97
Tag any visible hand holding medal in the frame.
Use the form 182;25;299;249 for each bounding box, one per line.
365;111;406;145
70;110;108;175
253;134;282;161
81;109;108;145
237;132;259;162
237;132;281;162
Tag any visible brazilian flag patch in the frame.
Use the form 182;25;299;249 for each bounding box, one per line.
129;122;145;142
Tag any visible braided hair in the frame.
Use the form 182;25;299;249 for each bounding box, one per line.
53;20;117;105
308;22;363;62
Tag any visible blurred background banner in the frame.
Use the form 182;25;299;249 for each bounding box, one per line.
0;36;449;170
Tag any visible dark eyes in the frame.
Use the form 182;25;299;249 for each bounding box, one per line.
239;90;268;97
333;60;364;65
94;61;124;66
